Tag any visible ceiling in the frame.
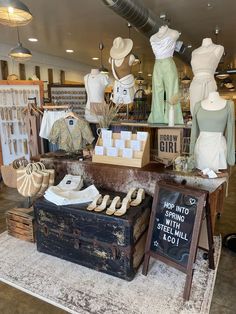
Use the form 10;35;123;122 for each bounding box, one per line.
0;0;235;80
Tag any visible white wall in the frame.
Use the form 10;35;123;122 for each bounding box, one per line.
0;43;91;83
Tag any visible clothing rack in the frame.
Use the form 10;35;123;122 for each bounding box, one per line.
42;105;70;110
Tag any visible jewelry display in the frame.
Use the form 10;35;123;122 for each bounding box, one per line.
23;139;28;154
8;139;12;155
0;85;41;164
50;85;87;117
18;139;23;153
13;139;17;154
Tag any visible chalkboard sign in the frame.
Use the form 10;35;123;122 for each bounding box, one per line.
142;181;214;300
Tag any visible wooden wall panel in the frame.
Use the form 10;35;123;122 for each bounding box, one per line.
60;70;65;84
35;66;41;80
19;63;26;80
48;68;53;84
1;60;8;80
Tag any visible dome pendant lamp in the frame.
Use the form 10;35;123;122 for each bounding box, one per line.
0;0;32;27
9;27;32;61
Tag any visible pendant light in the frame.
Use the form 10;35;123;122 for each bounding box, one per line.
214;26;230;80
9;27;32;61
98;42;109;74
216;70;230;80
0;0;32;27
181;75;191;85
223;77;234;89
127;23;140;64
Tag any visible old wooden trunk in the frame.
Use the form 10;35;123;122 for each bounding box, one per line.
34;192;152;280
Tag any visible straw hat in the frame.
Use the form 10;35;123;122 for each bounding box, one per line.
110;37;133;59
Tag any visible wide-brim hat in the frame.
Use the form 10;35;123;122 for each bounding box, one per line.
110;37;133;59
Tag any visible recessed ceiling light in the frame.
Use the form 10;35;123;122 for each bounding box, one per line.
66;49;74;53
28;38;38;42
92;57;99;60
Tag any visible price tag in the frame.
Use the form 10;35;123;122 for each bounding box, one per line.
122;148;133;159
120;131;132;140
115;139;125;149
106;147;118;157
94;146;104;156
137;131;148;141
130;140;141;151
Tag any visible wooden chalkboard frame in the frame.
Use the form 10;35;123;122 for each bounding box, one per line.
142;181;214;300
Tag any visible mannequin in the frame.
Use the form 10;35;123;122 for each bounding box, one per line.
148;25;183;124
84;69;109;123
109;37;136;105
190;91;235;171
201;91;226;110
189;38;224;114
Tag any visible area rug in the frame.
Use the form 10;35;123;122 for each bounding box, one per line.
0;232;221;314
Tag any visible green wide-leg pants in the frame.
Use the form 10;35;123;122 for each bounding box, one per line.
148;57;183;124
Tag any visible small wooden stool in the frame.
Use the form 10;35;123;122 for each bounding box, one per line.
6;208;35;243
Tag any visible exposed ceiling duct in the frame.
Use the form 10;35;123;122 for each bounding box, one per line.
101;0;191;63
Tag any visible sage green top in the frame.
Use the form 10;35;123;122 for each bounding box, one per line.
48;117;94;152
190;100;235;165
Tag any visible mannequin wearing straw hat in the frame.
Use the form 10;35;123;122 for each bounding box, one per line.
109;37;137;105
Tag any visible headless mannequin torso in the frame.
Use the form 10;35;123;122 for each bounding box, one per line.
201;91;227;110
84;68;109;123
191;38;224;76
150;25;180;59
190;38;224;114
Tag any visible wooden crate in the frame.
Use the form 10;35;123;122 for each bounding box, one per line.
6;207;35;243
92;133;150;168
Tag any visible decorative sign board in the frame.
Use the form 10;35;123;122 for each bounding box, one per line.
142;181;215;300
158;128;182;160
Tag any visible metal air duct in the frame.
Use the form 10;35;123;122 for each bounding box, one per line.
102;0;191;63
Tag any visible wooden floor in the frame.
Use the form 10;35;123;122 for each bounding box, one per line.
0;169;236;313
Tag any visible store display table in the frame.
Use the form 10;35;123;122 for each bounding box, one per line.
39;158;228;249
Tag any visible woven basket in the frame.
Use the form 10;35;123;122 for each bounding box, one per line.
1;157;28;189
1;165;17;188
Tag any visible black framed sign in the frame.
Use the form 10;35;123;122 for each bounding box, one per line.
142;181;214;300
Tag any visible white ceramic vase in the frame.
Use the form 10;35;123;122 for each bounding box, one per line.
168;105;175;127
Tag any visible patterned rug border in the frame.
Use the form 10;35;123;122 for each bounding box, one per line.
0;232;222;314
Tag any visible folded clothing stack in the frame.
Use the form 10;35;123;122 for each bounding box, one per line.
44;174;99;206
57;174;84;191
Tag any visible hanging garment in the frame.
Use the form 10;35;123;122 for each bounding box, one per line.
48;116;94;152
190;100;235;171
84;73;109;123
148;57;183;124
189;74;217;114
39;110;69;139
111;58;135;104
23;111;39;157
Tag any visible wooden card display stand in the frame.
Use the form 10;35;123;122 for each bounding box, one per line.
6;207;35;243
92;133;150;168
142;181;215;301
